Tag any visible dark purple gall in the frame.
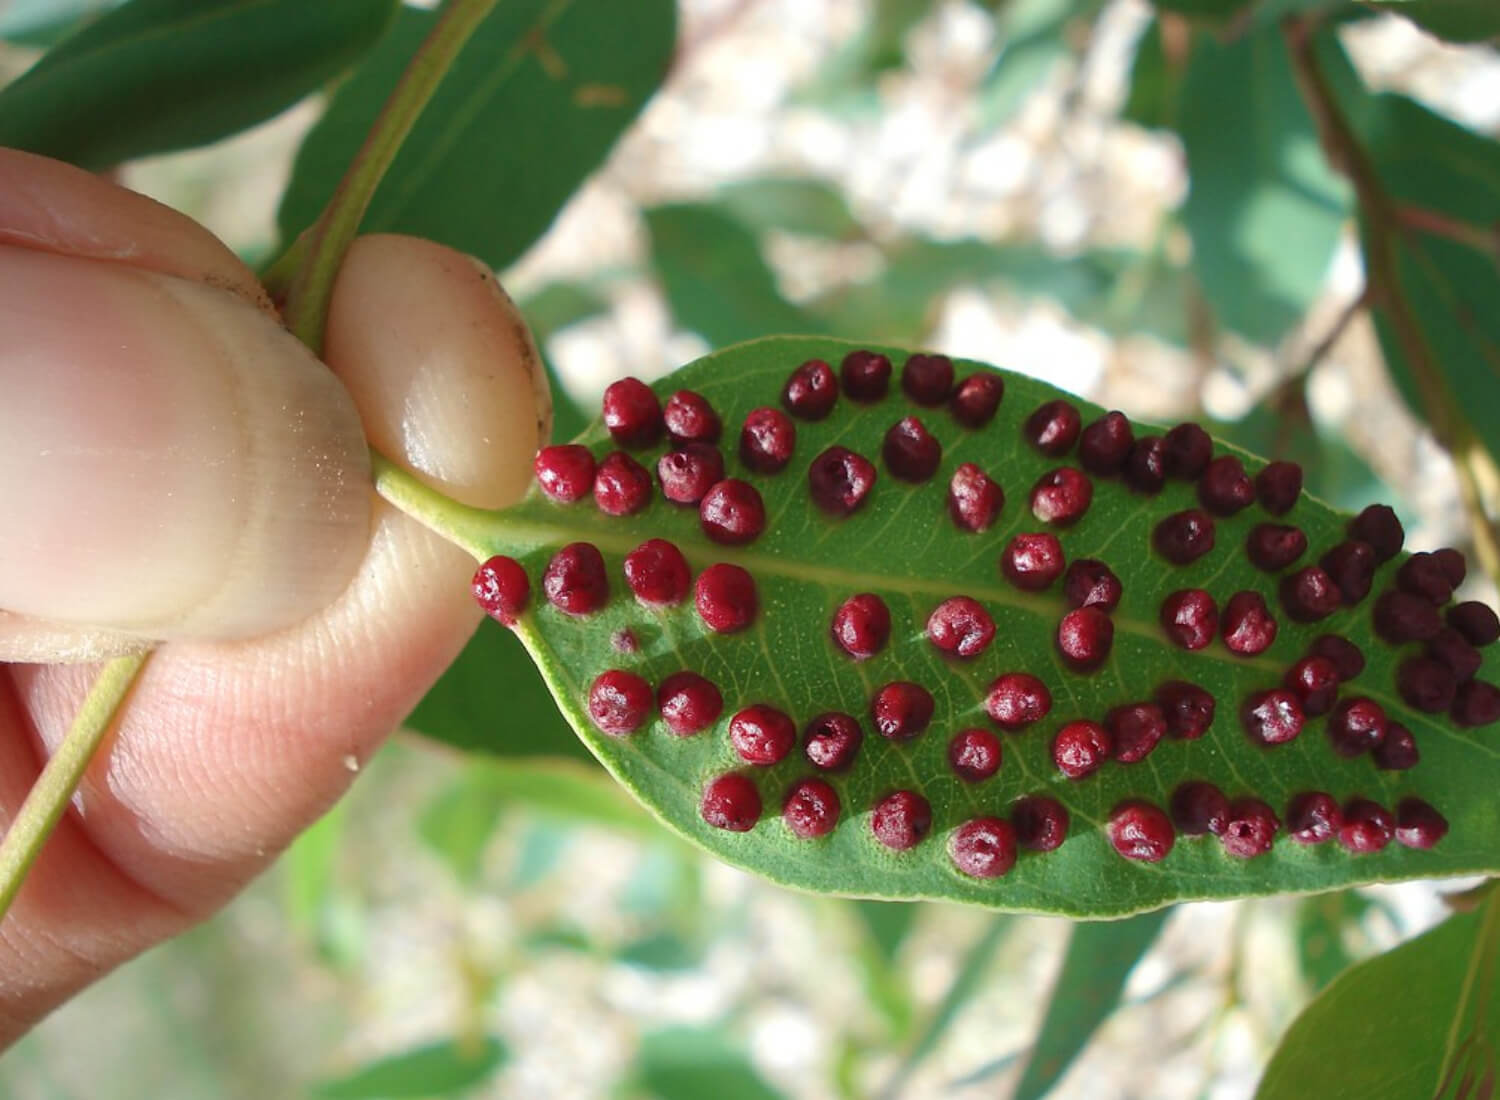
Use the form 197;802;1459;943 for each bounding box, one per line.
1286;792;1342;845
588;670;653;736
1156;681;1216;739
1246;523;1308;572
699;478;766;545
729;704;797;766
782;358;838;420
949;817;1017;878
657;671;723;736
1053;720;1112;779
1057;607;1113;671
1338;799;1394;854
623;538;691;605
1171;781;1230;836
784;778;841;839
882;416;942;482
602;377;664;448
1427;628;1482;682
1108;802;1175;862
840;350;891;403
1321;540;1377;605
1024;399;1081;457
949;372;1005;427
1002;532;1065;591
831;593;891;660
657;443;725;505
1011;796;1070;852
1449;601;1500;646
663;389;722;444
901;353;955;407
534;444;596;503
871;790;932;850
1395;798;1447;849
1452;679;1500;727
1309;634;1365;681
1198;455;1255;516
1373;721;1419;771
1255;461;1303;515
1079;412;1134;475
1222;591;1277;656
1030;467;1093;526
1327;697;1388;758
702;773;761;832
1283;656;1340;716
1243;689;1304;745
1153;509;1216;565
544;542;609;615
739;407;796;474
870;681;934;741
472;556;529;626
695;563;757;633
1160;589;1218;650
1397;657;1457;713
948;462;1004;533
1434;547;1467;587
948;728;1002;782
594;451;653;515
808;446;877;516
1123;436;1167;494
804;712;864;771
1062;559;1122;612
1220;798;1279;859
927;597;996;658
1106;703;1166;764
1374;590;1442;643
1164;422;1214;480
985;673;1052;730
1281;566;1341;622
1349;504;1403;563
1397;551;1454;605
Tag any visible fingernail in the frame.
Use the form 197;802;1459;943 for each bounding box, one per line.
0;246;371;640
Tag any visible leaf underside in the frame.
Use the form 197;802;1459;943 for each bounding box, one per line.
475;335;1500;918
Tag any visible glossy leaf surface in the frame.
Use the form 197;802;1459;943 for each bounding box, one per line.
1258;885;1500;1098
438;335;1500;917
0;0;397;169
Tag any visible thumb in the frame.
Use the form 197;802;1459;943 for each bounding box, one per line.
0;244;371;647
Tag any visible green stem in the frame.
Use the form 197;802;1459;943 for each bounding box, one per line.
0;653;149;921
279;0;502;352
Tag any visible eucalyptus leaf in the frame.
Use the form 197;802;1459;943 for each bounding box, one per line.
1258;885;1500;1098
0;0;397;169
1369;0;1500;42
312;1037;507;1100
419;335;1500;917
277;0;676;270
633;1027;785;1100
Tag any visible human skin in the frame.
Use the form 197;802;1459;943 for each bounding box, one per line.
0;149;548;1046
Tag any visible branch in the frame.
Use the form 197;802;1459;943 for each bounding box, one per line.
1282;15;1500;582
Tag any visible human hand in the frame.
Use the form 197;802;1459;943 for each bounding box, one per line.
0;149;548;1045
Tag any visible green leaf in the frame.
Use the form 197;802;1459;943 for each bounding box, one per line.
277;0;676;270
795;0;934;108
976;0;1085;129
435;757;657;835
645;203;821;347
1012;910;1171;1098
1121;18;1181;131
0;0;397;170
718;177;864;239
632;1027;786;1100
312;1037;507;1099
1257;885;1500;1098
1294;888;1380;992
432;334;1500;916
1349;94;1500;472
417;767;508;884
283;799;365;969
1369;0;1500;42
406;618;592;763
1178;21;1352;344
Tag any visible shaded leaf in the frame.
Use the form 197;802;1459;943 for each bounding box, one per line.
1294;888;1376;992
313;1037;507;1099
278;0;676;270
849;899;921;1036
1121;17;1181;131
417;767;507;884
430;334;1500;915
1370;0;1500;42
1350;94;1500;473
977;0;1084;129
518;282;608;442
1178;21;1351;344
283;799;365;969
0;0;397;169
633;1027;785;1100
406;618;592;763
617;930;702;972
796;0;934;108
645;203;820;346
1011;910;1171;1098
1258;885;1500;1098
719;177;863;239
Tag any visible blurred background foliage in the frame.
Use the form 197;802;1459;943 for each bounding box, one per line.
0;0;1497;1095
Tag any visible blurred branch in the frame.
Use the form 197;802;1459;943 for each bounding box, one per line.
1283;14;1500;583
1392;203;1500;259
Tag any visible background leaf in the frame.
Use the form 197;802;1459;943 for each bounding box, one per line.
277;0;676;270
1177;21;1351;343
472;335;1500;915
718;177;864;240
1012;910;1171;1099
1370;0;1500;43
0;0;397;169
312;1037;507;1099
1257;885;1500;1098
631;1027;786;1100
